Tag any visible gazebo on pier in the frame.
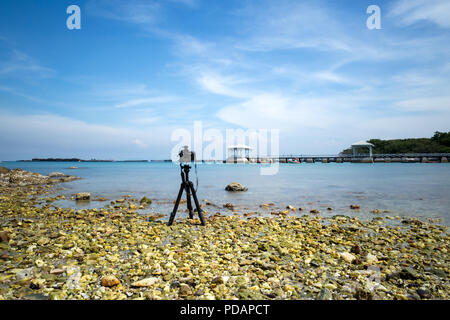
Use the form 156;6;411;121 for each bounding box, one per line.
226;144;252;163
351;141;374;157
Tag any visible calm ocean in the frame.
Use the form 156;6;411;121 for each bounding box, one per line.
2;161;450;225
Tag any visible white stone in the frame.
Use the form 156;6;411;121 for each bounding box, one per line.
366;253;378;264
340;252;356;263
131;277;160;287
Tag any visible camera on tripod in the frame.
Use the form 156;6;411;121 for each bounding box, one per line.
178;145;196;163
168;146;205;226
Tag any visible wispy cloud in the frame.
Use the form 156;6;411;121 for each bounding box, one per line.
114;96;177;109
0;48;55;78
390;0;450;28
86;0;162;27
394;96;450;112
196;72;252;98
0;85;48;103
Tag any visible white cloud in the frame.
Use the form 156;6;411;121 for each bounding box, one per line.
390;0;450;28
196;73;250;98
114;96;177;108
134;138;148;148
216;93;354;130
394;96;450;112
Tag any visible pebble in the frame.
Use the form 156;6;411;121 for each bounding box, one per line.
317;288;332;300
400;267;420;280
101;275;120;287
366;253;378;265
131;277;160;287
340;252;356;263
416;288;431;299
350;245;361;254
179;284;192;296
0;231;10;242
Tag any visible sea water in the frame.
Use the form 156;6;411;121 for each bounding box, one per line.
2;161;450;225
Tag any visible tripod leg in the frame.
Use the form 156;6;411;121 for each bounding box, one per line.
167;183;185;226
189;182;206;226
185;184;194;219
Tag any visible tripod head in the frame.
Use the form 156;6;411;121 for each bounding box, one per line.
178;145;195;164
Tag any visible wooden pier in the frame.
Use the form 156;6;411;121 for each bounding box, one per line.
198;153;450;163
271;153;450;163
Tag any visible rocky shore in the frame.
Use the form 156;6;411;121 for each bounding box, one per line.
0;167;80;187
0;168;448;300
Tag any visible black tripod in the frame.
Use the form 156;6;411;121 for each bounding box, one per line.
167;163;206;226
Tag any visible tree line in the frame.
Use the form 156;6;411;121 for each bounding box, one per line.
341;131;450;154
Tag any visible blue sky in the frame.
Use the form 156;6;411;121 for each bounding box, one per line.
0;0;449;160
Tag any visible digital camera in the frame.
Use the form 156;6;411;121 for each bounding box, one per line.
179;146;196;163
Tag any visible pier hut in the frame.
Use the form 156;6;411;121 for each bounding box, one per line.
226;144;252;163
351;141;374;157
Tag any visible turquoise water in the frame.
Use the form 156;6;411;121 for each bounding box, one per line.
2;161;450;225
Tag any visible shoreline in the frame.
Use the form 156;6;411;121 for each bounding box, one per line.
0;168;449;300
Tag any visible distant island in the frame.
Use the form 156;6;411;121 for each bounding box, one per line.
18;158;148;162
341;131;450;154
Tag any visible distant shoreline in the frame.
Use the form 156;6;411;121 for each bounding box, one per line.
17;158;150;163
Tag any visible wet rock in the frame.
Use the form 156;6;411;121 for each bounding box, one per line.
310;209;320;214
29;279;44;290
75;192;90;201
93;197;108;201
425;267;446;278
317;288;332;300
101;275;120;287
286;205;296;210
68;166;78;169
140;197;152;205
1;169;50;187
400;267;420;280
223;203;235;210
350;205;360;210
416;288;431;299
406;293;421;300
225;182;248;192
48;172;66;178
350;245;361;254
354;288;373;300
0;166;10;174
